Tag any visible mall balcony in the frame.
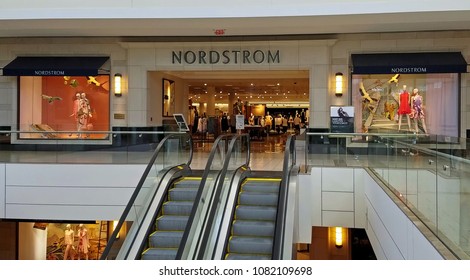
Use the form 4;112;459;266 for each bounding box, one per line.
0;128;468;260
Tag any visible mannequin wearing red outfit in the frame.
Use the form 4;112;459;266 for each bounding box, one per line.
398;85;411;131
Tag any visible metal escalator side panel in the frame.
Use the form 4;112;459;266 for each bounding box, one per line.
280;166;300;260
209;168;250;260
116;166;191;259
141;176;202;260
220;175;282;260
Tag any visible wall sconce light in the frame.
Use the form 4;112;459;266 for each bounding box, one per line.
335;227;343;248
114;73;122;97
335;72;343;97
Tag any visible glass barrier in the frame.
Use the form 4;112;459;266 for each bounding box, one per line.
0;130;179;164
99;132;193;260
305;132;470;259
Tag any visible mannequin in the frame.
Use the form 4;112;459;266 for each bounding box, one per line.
70;92;81;136
410;88;428;134
77;224;90;260
64;224;75;260
265;112;273;132
397;85;411;131
249;113;255;125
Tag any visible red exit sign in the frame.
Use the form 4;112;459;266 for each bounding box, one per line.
214;29;226;36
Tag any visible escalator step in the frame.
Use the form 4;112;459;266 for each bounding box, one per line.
156;215;189;231
173;178;202;188
238;192;278;206
242;181;280;193
141;248;178;260
168;188;198;201
235;205;277;221
149;231;184;248
232;220;275;237
163;201;194;215
225;253;271;260
228;236;273;254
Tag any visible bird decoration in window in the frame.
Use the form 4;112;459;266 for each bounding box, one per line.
42;94;63;104
87;76;101;86
387;74;400;84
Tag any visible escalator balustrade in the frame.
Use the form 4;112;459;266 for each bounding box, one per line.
141;176;201;260
225;177;281;260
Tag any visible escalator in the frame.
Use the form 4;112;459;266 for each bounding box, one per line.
141;175;202;260
198;134;298;260
224;174;282;260
101;133;294;260
101;133;240;260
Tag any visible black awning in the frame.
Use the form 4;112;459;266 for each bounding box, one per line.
351;52;468;74
2;56;110;76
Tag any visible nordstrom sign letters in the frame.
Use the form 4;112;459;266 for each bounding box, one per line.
172;50;280;65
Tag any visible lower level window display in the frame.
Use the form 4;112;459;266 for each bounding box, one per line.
352;73;459;138
18;75;110;140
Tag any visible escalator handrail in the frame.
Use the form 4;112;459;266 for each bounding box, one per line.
176;133;246;259
272;134;296;259
100;132;192;260
195;133;251;259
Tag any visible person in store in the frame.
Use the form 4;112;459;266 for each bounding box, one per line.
77;224;90;260
275;114;282;133
221;112;229;132
63;224;75;260
293;113;301;134
409;88;427;134
397;85;411;131
300;109;306;124
282;115;288;133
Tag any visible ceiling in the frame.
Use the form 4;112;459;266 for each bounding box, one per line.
2;7;470;108
164;70;310;106
1;10;470;37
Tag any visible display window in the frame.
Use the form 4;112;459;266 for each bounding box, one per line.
352;73;459;138
18;75;110;140
45;223;106;260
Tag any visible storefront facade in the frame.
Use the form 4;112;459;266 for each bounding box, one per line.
0;31;468;144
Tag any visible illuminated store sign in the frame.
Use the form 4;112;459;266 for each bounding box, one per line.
172;50;280;65
391;67;427;73
34;70;66;76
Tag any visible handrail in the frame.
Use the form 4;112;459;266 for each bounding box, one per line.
272;134;296;259
0;130;171;134
176;133;240;259
195;133;250;259
305;132;469;163
100;132;193;260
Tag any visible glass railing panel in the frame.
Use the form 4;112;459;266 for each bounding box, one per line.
0;129;171;164
305;132;470;259
454;137;470;257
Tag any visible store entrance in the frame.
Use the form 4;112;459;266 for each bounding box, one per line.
157;70;310;148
